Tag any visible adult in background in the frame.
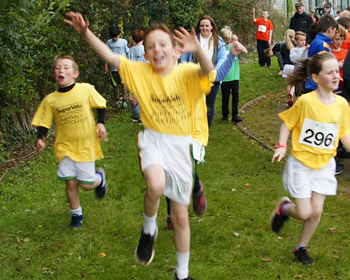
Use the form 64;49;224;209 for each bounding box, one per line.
290;3;313;44
181;15;226;128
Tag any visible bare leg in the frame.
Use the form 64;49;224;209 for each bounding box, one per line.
285;192;326;246
143;165;165;217
66;179;80;210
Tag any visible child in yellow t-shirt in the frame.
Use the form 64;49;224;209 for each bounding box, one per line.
65;12;215;280
31;54;108;229
271;52;350;265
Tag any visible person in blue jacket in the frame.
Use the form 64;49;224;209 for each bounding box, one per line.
304;14;338;93
181;15;226;128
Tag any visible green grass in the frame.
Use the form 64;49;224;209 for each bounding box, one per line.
2;56;350;279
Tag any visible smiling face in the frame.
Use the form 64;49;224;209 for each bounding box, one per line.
53;58;79;88
199;19;213;38
312;58;340;92
144;29;176;76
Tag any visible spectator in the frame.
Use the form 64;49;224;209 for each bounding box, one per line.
338;16;350;51
335;10;343;20
252;7;274;68
330;26;347;80
322;3;333;16
280;29;296;79
104;26;129;109
309;11;319;23
220;26;247;123
264;42;284;76
316;0;334;16
181;15;226;128
290;3;313;44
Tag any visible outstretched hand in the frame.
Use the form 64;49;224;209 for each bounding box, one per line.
64;11;90;35
173;27;201;54
230;35;248;55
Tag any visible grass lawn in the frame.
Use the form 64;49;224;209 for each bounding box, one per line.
1;56;350;279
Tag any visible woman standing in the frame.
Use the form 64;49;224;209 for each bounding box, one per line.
181;15;226;128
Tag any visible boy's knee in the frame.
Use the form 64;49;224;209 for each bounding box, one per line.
146;179;165;197
171;210;189;228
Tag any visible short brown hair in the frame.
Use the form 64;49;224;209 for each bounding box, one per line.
143;23;175;52
132;29;145;44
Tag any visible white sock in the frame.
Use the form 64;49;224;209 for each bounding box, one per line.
95;172;102;185
176;251;190;279
71;206;82;216
143;212;157;235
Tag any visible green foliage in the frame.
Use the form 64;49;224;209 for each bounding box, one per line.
168;0;202;29
0;0;291;161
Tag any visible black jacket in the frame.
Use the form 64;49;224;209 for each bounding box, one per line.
289;12;313;44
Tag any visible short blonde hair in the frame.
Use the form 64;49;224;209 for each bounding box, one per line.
220;26;233;41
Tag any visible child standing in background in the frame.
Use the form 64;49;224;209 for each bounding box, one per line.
288;31;309;105
252;8;274;67
128;29;147;62
220;26;247;123
32;54;108;229
271;52;350;265
105;26;129;108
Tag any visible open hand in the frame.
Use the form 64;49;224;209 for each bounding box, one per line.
174;27;201;54
64;11;90;35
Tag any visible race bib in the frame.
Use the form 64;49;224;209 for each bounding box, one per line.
299;118;338;149
258;25;267;32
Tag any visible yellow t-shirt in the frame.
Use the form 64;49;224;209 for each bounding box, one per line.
192;94;209;146
279;90;350;169
119;56;215;136
31;83;106;163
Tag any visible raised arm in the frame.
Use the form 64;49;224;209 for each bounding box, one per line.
252;8;256;22
174;27;214;76
64;11;121;70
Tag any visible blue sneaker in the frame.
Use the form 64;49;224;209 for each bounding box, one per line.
69;214;83;229
95;168;107;199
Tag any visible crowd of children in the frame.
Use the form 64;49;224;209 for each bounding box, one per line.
29;4;350;279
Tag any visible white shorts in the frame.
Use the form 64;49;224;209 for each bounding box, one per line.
283;155;337;198
57;157;96;185
192;140;206;163
138;129;194;205
282;64;294;78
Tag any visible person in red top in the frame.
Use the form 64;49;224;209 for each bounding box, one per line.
253;8;274;67
330;26;348;81
338;16;350;51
